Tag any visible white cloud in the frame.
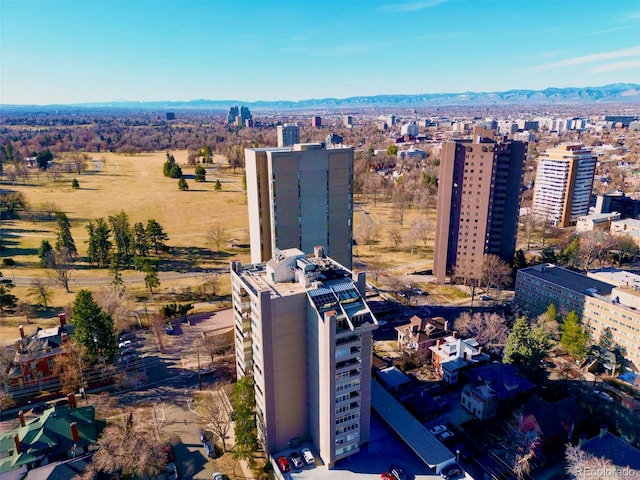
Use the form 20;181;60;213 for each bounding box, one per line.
590;59;640;73
583;26;627;36
527;46;640;71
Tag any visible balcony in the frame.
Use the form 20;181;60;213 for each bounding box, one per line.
336;358;360;373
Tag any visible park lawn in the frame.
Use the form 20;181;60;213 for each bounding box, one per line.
1;151;249;342
353;197;436;276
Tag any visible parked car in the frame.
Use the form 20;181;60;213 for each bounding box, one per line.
203;441;214;457
441;464;462;480
118;339;132;349
438;431;455;442
164;322;174;334
30;403;49;414
289;451;304;469
301;447;315;465
480;295;491;301
200;365;216;375
166;462;178;480
381;473;395;480
594;389;614;402
163;444;175;462
277;456;291;473
429;424;447;435
212;473;223;480
389;465;408;480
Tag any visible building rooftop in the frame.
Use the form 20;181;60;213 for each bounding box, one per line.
519;264;615;296
582;430;640;470
588;269;640;289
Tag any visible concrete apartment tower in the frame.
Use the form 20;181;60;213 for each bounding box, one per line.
276;123;300;147
532;144;596;227
231;247;378;467
245;143;354;269
434;127;526;284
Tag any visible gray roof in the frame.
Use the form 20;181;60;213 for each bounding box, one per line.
371;380;454;468
519;264;615;296
583;432;640;470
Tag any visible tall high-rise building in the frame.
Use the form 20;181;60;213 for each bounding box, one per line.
434;127;526;284
276;123;300;147
227;105;252;125
532;144;596;227
312;116;322;128
245;143;354;268
231;247;378;467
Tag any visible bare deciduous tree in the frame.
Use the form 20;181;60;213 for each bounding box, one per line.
28;278;53;309
93;410;167;478
207;224;228;253
53;341;88;394
455;311;509;353
46;247;74;293
189;389;232;452
201;331;230;364
387;226;402;248
564;443;627;479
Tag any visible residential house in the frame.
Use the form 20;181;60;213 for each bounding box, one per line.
429;334;489;384
520;395;584;452
460;363;534;420
395;316;448;358
579;425;640;471
0;396;105;478
8;314;71;390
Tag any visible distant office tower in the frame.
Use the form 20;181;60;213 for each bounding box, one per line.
387;114;396;126
434;127;526;284
326;133;343;145
231;247;377;468
276;123;300;147
227;105;252;125
245;143;354;268
165;112;175;120
532;144;596;227
231;247;378;467
312;116;322;128
227;106;238;124
400;122;419;136
343;115;353;127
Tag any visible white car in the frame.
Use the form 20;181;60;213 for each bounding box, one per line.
429;424;447;435
212;473;223;480
118;339;132;349
301;447;315;465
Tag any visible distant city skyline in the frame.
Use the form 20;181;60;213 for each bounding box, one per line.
1;0;639;105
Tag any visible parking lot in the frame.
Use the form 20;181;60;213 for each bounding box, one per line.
273;414;445;480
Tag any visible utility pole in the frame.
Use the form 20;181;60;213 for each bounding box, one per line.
197;350;202;390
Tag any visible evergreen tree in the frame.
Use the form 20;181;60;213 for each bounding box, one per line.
86;218;112;267
178;177;189;190
540;246;557;264
513;249;528;270
132;222;150;257
72;178;80;189
0;272;18;312
146;219;169;254
54;212;77;256
232;376;259;461
503;316;550;372
214;179;222;191
71;289;117;362
194;165;206;182
109;210;132;259
560;311;589;359
38;239;53;267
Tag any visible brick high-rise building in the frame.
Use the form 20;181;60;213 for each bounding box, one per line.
434;127;526;284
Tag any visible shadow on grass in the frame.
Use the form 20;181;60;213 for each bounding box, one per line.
162;246;238;272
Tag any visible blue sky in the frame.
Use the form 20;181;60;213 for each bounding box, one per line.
1;0;639;105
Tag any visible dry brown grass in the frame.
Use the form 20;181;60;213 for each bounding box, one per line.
1;151;249;342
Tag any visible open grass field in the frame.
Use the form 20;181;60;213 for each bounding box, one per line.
1;151;251;342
